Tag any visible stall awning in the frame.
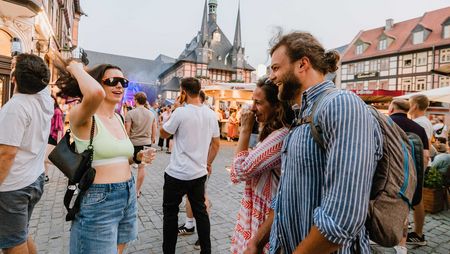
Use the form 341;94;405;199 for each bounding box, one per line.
350;89;406;103
432;64;450;77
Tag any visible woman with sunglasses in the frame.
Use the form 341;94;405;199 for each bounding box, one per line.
56;61;155;254
230;77;294;254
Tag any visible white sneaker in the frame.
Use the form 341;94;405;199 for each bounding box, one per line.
394;245;407;254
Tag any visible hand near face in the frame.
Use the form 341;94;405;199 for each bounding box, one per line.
240;109;255;133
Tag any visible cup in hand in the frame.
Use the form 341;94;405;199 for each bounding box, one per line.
141;146;156;165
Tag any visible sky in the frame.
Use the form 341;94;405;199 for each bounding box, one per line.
78;0;450;67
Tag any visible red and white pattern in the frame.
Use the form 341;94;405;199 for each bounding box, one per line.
230;128;288;254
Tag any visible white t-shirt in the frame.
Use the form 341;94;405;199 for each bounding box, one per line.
0;87;53;191
413;116;434;140
163;104;220;180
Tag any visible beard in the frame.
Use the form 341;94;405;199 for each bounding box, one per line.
277;70;301;102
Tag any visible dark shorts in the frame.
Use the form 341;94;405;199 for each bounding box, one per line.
48;136;57;146
412;166;425;206
133;145;151;164
0;173;44;249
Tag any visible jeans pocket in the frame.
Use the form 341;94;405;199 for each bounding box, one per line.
82;191;107;206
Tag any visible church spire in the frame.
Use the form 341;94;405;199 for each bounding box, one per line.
233;2;242;48
200;0;209;44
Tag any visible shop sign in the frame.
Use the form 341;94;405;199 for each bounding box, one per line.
355;72;379;79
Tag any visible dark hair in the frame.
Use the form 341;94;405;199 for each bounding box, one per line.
257;77;295;141
134;92;147;105
270;31;340;75
410;95;429;111
13;53;50;94
180;77;201;96
199;90;206;103
56;63;122;98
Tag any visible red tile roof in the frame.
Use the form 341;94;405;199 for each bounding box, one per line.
342;7;450;63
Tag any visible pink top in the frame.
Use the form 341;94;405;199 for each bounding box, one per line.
230;127;288;254
50;107;64;141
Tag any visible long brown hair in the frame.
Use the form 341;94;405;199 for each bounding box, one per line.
257;77;295;141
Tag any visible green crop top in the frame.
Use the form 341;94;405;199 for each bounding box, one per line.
73;114;134;167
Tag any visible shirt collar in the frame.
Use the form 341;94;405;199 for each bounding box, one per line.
296;80;335;112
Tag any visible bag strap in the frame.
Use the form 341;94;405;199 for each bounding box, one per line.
64;116;96;221
296;88;340;149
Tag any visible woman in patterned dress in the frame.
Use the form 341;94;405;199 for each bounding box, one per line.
230;77;294;253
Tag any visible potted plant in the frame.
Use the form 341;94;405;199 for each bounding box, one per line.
422;166;445;213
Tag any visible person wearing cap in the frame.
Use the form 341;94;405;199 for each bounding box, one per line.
0;54;54;253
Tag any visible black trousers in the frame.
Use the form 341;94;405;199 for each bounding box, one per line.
162;173;210;254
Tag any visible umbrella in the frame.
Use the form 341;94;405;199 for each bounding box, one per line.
394;86;450;103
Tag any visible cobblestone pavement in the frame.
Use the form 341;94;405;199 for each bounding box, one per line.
30;141;450;253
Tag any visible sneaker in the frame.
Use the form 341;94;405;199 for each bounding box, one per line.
178;224;195;235
394;245;408;254
406;232;427;246
193;239;200;250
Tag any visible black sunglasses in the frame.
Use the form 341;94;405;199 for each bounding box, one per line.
102;77;129;88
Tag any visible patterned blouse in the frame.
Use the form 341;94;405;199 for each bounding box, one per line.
230;127;288;254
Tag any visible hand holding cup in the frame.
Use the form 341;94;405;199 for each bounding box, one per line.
140;146;156;165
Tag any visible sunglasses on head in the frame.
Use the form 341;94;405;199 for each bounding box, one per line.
102;77;129;88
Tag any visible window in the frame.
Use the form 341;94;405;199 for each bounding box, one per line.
416;77;426;91
213;31;221;42
380;58;389;71
440;76;450;87
356;62;364;74
369;60;378;71
356;44;364;55
378;39;387;50
403;55;412;67
444;25;450;39
348;64;354;75
416;52;427;66
402;78;412;91
413;31;424;45
441;49;450;63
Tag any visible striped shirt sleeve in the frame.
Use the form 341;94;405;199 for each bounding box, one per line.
230;128;287;184
312;93;378;246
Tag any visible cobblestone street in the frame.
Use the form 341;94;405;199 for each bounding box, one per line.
30;141;450;253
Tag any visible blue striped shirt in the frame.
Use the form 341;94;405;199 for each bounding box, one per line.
269;81;383;254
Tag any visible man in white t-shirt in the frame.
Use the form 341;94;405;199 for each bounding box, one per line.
160;77;220;254
0;54;53;253
407;94;433;246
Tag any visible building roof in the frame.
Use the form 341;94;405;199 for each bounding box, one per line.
342;7;450;63
85;50;175;85
161;77;180;91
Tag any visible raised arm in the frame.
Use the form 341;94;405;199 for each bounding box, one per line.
67;62;105;129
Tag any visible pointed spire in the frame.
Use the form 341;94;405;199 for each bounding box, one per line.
200;0;209;44
233;1;242;48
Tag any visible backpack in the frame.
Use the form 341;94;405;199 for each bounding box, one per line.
299;88;417;247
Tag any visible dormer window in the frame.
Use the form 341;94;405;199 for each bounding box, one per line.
378;39;387;50
356;44;364;55
411;24;431;45
444;25;450;39
413;31;424;44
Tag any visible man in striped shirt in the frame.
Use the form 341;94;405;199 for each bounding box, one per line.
245;32;383;254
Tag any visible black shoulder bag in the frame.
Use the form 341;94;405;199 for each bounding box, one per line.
48;116;96;221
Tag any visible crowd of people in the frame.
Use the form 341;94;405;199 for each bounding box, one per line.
0;31;449;254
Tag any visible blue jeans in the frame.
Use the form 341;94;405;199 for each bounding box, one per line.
70;178;138;254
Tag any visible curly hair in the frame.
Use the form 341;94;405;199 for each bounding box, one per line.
56;63;122;99
257;77;295;141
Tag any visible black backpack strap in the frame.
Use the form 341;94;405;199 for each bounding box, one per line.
63;116;96;221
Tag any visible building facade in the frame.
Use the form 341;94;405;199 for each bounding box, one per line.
0;0;83;107
340;7;450;104
158;0;254;99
